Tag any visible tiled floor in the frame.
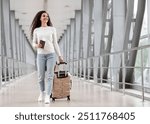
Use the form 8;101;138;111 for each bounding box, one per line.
0;72;150;107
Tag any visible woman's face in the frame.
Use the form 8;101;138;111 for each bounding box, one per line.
40;12;49;24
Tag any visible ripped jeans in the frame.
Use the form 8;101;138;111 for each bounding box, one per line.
37;53;56;95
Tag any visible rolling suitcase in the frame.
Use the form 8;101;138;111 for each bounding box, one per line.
51;62;71;101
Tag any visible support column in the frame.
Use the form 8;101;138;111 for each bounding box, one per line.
125;0;146;84
63;30;67;61
93;0;103;83
69;19;75;74
2;0;12;81
74;10;81;76
100;0;113;82
82;0;90;59
10;11;16;60
81;0;93;79
2;0;12;58
147;0;150;85
112;0;126;89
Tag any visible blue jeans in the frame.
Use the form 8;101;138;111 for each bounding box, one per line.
37;53;56;95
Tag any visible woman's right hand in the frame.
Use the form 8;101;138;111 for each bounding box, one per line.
36;43;42;48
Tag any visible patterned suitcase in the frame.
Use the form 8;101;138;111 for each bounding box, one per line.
51;62;71;101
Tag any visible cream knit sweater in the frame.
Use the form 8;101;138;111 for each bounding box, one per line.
32;26;61;56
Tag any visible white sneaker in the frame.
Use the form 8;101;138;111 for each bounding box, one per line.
45;95;50;104
38;92;45;102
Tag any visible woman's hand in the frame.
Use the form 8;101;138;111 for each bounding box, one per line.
59;56;63;63
36;43;42;48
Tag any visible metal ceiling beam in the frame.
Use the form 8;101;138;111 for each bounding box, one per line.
125;0;146;84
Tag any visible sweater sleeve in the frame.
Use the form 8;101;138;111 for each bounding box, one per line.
52;27;61;57
32;29;37;48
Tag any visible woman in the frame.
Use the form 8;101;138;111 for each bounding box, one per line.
30;10;63;104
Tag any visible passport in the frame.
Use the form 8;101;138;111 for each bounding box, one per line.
40;40;45;48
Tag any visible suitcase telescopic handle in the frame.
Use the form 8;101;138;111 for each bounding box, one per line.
57;62;67;65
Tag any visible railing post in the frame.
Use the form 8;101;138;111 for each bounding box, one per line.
18;61;19;78
109;55;112;91
8;58;11;82
4;56;7;83
87;58;89;80
11;59;13;80
122;52;126;95
100;56;103;86
141;49;144;102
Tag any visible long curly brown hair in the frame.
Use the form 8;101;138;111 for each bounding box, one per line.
30;10;53;38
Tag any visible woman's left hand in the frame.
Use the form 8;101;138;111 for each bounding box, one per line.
59;56;63;62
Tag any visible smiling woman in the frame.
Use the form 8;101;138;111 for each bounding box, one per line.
30;10;64;104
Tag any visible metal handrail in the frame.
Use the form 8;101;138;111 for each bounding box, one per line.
68;44;150;101
70;44;150;61
0;55;36;88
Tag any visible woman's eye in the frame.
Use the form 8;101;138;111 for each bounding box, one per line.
43;15;48;18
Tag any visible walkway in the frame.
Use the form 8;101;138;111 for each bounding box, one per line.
0;72;150;107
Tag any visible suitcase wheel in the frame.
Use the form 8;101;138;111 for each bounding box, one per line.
67;96;70;101
52;98;55;102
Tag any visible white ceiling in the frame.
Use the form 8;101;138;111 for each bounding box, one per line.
10;0;81;42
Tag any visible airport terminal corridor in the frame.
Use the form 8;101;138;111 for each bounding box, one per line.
1;0;150;107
